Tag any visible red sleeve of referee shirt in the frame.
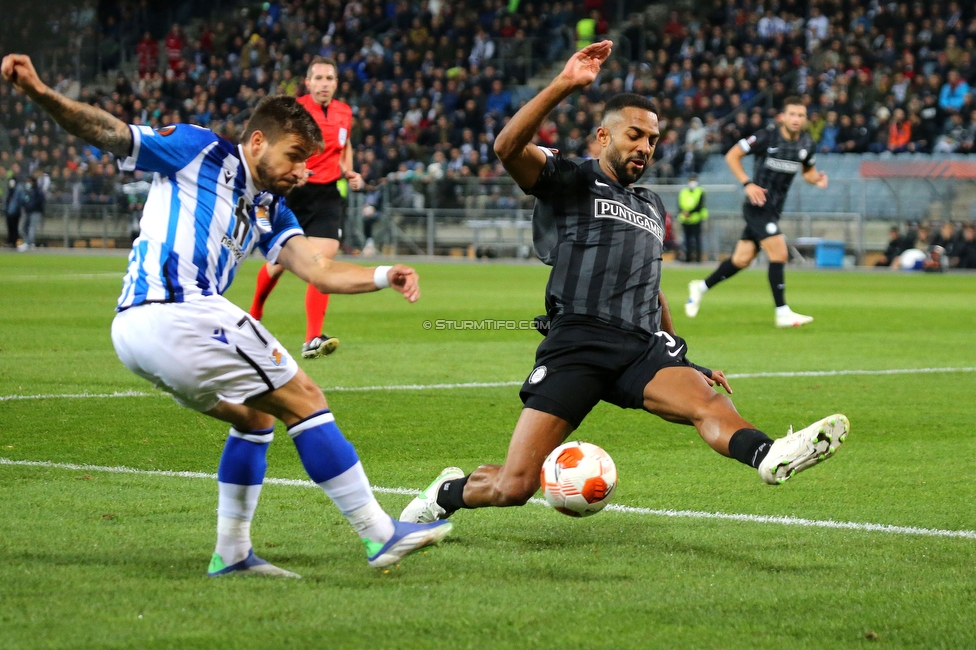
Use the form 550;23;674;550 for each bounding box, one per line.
297;94;353;185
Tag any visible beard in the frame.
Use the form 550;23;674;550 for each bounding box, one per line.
255;154;297;196
607;139;647;186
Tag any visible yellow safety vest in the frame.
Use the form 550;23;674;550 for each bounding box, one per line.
678;186;708;225
576;18;596;50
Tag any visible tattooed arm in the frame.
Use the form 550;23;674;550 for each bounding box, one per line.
1;54;132;158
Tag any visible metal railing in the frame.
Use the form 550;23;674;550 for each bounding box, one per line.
30;203;134;249
19;179;939;263
341;179;900;261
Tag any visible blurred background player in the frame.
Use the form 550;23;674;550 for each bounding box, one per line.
249;56;364;359
685;98;829;328
1;52;450;578
677;174;708;263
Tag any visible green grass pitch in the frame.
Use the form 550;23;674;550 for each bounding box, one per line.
1;253;975;649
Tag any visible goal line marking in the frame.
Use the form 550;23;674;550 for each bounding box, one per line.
2;366;974;402
2;457;974;541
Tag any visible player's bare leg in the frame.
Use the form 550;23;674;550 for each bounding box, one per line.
686;240;757;317
641;366;752;456
301;236;341;358
642;366;847;484
464;409;573;506
399;409;574;522
761;234;813;327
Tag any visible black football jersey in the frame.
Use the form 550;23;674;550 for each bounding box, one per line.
739;124;816;215
522;149;668;335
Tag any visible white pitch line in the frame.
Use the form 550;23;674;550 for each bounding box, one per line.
2;366;974;402
326;380;523;392
2;457;974;541
726;366;976;379
0;458;417;495
0;390;156;402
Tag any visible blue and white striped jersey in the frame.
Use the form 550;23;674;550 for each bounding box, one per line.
116;124;303;311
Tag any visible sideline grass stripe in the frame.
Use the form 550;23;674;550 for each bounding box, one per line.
3;457;974;541
8;273;123;281
2;366;975;402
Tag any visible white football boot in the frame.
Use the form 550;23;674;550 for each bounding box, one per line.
775;308;814;328
759;414;850;485
399;467;465;523
685;280;707;318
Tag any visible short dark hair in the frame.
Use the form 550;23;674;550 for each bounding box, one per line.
604;93;658;117
781;96;805;110
241;96;323;157
307;56;337;79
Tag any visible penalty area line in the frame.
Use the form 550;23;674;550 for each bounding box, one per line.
2;457;974;541
1;366;975;402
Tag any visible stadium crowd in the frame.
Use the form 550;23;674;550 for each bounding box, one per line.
1;0;976;262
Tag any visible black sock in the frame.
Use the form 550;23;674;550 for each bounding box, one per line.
435;476;471;513
768;262;786;307
728;428;774;469
705;258;742;289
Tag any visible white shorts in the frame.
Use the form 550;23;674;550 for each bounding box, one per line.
111;295;299;412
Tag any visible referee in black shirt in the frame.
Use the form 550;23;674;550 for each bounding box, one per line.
400;42;848;525
686;98;829;328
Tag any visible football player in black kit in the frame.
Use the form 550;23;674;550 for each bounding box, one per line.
686;97;829;328
400;43;848;526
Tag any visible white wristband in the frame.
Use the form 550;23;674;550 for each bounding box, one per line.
373;266;392;289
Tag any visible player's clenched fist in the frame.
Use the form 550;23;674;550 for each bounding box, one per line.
1;54;46;98
386;264;420;303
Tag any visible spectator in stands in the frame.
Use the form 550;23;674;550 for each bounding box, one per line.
953;225;976;269
164;24;186;73
876;226;907;267
888;108;912;153
932;221;962;255
818;111;840;153
576;10;597;50
136;32;158;78
485;80;511;119
939;69;971;113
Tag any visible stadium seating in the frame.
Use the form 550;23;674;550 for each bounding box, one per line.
1;1;974;262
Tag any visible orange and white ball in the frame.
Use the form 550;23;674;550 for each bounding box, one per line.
540;441;617;517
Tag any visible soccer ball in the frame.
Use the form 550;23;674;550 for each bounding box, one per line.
540;441;617;517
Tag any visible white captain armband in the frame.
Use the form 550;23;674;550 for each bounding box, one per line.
374;265;393;289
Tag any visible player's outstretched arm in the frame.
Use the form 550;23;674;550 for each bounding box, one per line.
494;40;612;189
277;235;419;302
1;54;132;158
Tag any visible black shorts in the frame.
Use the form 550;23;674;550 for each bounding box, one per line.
519;315;690;429
740;204;782;244
287;181;345;240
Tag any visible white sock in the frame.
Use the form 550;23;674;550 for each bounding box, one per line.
698;280;709;292
319;462;394;543
215;482;263;564
776;305;791;317
346;500;395;544
216;516;252;565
